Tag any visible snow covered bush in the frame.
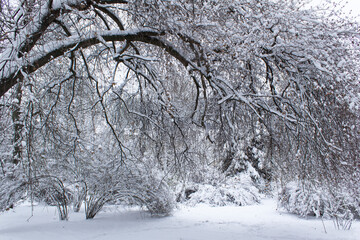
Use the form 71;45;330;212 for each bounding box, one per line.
183;179;261;207
135;177;174;216
0;173;72;221
178;163;266;207
0;174;27;212
80;163;175;219
279;182;360;230
33;177;72;221
113;166;175;216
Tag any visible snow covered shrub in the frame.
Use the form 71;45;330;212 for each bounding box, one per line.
279;182;360;229
112;167;175;216
0;174;27;212
180;163;264;206
33;177;72;221
82;169;121;219
80;162;175;219
279;182;326;217
0;171;72;222
84;187;110;219
138;180;174;216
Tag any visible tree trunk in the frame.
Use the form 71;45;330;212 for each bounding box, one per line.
11;83;22;165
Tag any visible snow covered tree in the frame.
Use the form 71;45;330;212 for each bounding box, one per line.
0;0;359;220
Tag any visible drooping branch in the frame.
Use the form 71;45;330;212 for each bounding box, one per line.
17;0;110;57
0;29;164;97
0;0;130;97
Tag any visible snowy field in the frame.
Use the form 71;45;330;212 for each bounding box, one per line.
0;199;359;240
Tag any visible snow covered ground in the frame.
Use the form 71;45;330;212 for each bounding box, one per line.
0;199;359;240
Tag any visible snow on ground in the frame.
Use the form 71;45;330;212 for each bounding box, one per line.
0;199;359;240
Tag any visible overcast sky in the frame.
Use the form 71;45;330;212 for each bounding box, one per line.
340;0;360;16
314;0;360;19
345;0;360;9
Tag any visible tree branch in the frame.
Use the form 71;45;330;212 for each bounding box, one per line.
0;29;163;97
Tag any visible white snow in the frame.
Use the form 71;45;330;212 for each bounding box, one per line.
0;199;359;240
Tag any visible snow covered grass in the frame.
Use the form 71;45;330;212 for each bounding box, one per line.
0;199;359;240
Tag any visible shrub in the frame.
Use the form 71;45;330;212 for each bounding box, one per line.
279;182;360;229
